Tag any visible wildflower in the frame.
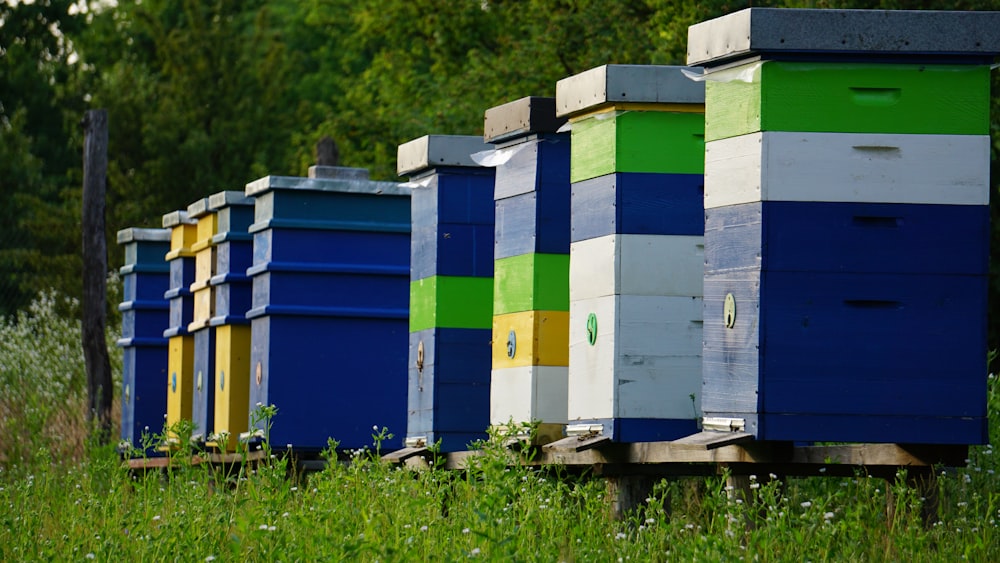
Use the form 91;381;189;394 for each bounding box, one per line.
824;512;835;520
749;482;760;490
818;467;827;473
86;554;95;560
957;501;969;508
282;512;290;518
268;526;276;532
205;557;216;562
645;518;655;525
259;524;268;530
290;487;298;492
769;473;778;480
615;532;627;540
801;501;812;508
152;515;161;521
462;528;470;534
470;548;481;556
420;525;428;532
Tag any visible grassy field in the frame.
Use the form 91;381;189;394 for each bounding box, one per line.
1;292;998;561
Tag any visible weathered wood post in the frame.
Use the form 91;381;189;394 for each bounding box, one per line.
81;108;113;442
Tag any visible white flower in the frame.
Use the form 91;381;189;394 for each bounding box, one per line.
373;425;379;431
420;525;428;532
462;528;470;534
152;515;161;521
205;557;216;562
85;554;95;560
824;512;835;520
259;524;268;530
645;518;655;525
615;532;627;540
470;548;481;556
282;512;290;518
268;526;276;532
801;501;812;508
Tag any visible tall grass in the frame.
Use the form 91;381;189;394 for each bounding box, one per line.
0;292;997;560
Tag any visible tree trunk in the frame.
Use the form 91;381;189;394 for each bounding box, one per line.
81;109;113;444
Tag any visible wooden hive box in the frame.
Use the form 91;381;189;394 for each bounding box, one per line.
243;171;411;452
116;227;171;456
689;7;1000;444
558;65;706;443
398;135;496;451
161;210;198;445
484;97;572;439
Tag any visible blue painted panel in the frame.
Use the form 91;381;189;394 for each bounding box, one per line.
702;269;762;417
251;190;410;234
759;414;988;445
214;239;253;278
211;280;252;325
493;135;571;200
407;328;491;452
120;344;168;456
191;327;216;442
122;272;169;303
759;271;987;418
168;258;196;295
705;201;989;275
120;302;169;340
494;189;571;259
213;205;255;243
167;295;194;334
411;167;495;227
122;240;170;267
571;172;704;242
252;228;410;268
411;223;494;279
575;418;699;443
249;314;408;451
250;265;409;312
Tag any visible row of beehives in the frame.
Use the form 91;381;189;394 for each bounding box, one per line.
118;7;998;457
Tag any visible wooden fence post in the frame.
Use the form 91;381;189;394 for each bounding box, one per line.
81;108;113;443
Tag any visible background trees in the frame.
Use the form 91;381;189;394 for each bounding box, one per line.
2;0;999;349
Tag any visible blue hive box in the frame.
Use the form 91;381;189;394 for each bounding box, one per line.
116;227;170;456
243;167;411;451
398;134;495;451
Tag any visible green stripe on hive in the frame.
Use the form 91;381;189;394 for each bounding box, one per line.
409;276;494;332
570;111;705;183
493;253;570;315
705;62;990;142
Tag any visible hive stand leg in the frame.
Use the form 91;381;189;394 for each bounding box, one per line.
886;466;939;529
605;475;659;520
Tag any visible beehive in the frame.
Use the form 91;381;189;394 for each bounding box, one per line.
557;65;706;442
186;197;220;443
117;227;170;456
161;210;198;444
244;168;410;451
202;190;255;451
398;135;495;451
689;8;1000;444
484;97;571;440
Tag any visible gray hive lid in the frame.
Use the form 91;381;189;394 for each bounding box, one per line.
308;165;370;181
688;8;1000;67
185;197;212;219
483;97;567;143
396;135;491;177
161;210;195;228
207;190;253;209
556;65;705;118
116;227;170;245
245;175;408;197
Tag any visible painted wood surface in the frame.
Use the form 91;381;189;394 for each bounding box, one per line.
190;286;213;330
704;132;990;208
211;281;251;325
213;239;252;278
493;135;571;200
703;268;988;444
570;111;705;183
119;344;168;454
119;304;169;340
411;223;495;279
491;310;570;369
570;172;704;242
166;334;195;438
250;263;409;312
168;258;195;298
490;366;569;425
494;189;572;259
212;323;251;451
121;240;170;270
248;314;407;451
704;61;990;142
409;276;494;332
167;295;193;335
705;201;990;276
252;228;410;267
250;189;410;234
192;246;215;288
493;253;570;314
570;234;704;301
190;327;216;442
756;413;987;446
407;328;491;451
122;270;169;303
568;294;702;421
411;168;495;225
164;219;197;261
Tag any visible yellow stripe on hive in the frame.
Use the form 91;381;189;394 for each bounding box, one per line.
492;310;569;369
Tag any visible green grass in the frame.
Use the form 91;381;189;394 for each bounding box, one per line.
0;290;998;561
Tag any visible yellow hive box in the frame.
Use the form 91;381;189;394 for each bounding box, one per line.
492;310;569;369
165;334;195;442
209;324;251;451
164;215;198;261
190;286;214;330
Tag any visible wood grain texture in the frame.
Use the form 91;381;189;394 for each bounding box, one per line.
570;234;704;300
705;61;990;142
249;262;409;314
190;326;216;442
494;188;572;259
493;253;570;314
568;295;702;421
702;269;762;417
119;345;168;455
253;228;410;267
704;132;990;209
411;222;495;279
571;172;704;242
212;324;251;451
490;366;569;425
571;111;705;183
250;189;411;235
491;310;570;368
705;201;989;275
409;276;494;332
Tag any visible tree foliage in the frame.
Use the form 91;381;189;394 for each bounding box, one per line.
2;0;1000;352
